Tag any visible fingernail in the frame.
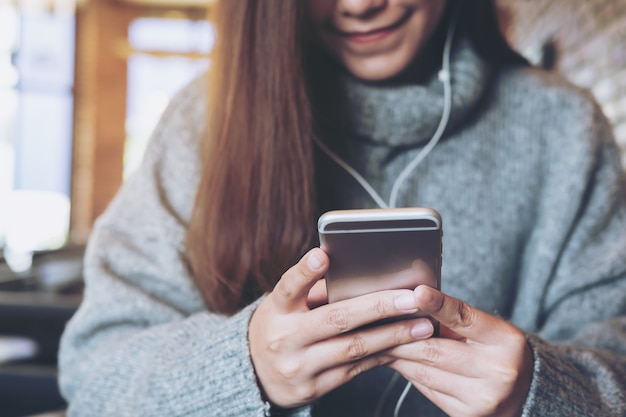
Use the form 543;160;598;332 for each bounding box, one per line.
307;251;323;271
411;321;433;338
394;293;417;313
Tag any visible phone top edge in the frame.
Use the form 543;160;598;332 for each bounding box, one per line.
318;208;442;233
321;226;441;234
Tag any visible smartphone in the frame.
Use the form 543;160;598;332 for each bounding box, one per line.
318;208;442;305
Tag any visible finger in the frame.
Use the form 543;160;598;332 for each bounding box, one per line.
304;288;425;340
308;318;434;371
387;337;480;377
391;359;517;417
272;248;329;313
413;286;515;344
265;349;398;408
389;359;474;407
307;278;328;309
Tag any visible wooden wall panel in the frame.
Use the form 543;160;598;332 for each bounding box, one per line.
71;0;139;243
70;0;208;243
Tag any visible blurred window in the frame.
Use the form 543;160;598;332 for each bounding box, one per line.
0;3;74;257
0;3;20;250
124;17;213;178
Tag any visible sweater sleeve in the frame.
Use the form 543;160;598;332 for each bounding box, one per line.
57;78;277;417
519;101;626;416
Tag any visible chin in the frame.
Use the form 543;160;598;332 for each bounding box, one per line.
342;55;413;83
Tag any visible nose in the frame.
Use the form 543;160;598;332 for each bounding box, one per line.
337;0;387;18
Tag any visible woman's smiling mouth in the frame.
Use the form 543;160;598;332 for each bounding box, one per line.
331;9;413;45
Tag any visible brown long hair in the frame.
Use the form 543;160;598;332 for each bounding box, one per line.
186;1;315;315
186;0;527;315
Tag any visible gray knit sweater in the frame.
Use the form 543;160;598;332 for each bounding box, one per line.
59;36;626;417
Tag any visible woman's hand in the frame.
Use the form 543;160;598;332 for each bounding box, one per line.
248;248;436;408
388;285;533;417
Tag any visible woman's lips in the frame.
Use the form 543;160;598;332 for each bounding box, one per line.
344;28;395;44
332;10;412;45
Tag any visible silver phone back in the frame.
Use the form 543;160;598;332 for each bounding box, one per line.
318;208;442;303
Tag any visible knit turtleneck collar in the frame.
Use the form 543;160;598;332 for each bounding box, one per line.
336;35;491;147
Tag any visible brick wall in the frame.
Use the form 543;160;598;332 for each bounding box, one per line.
498;0;626;166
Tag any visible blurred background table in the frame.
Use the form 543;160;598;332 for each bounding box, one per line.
0;245;83;417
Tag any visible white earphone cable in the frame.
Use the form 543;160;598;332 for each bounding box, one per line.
373;372;401;417
388;19;456;208
393;378;414;417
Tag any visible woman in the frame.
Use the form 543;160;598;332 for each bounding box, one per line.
59;1;626;416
